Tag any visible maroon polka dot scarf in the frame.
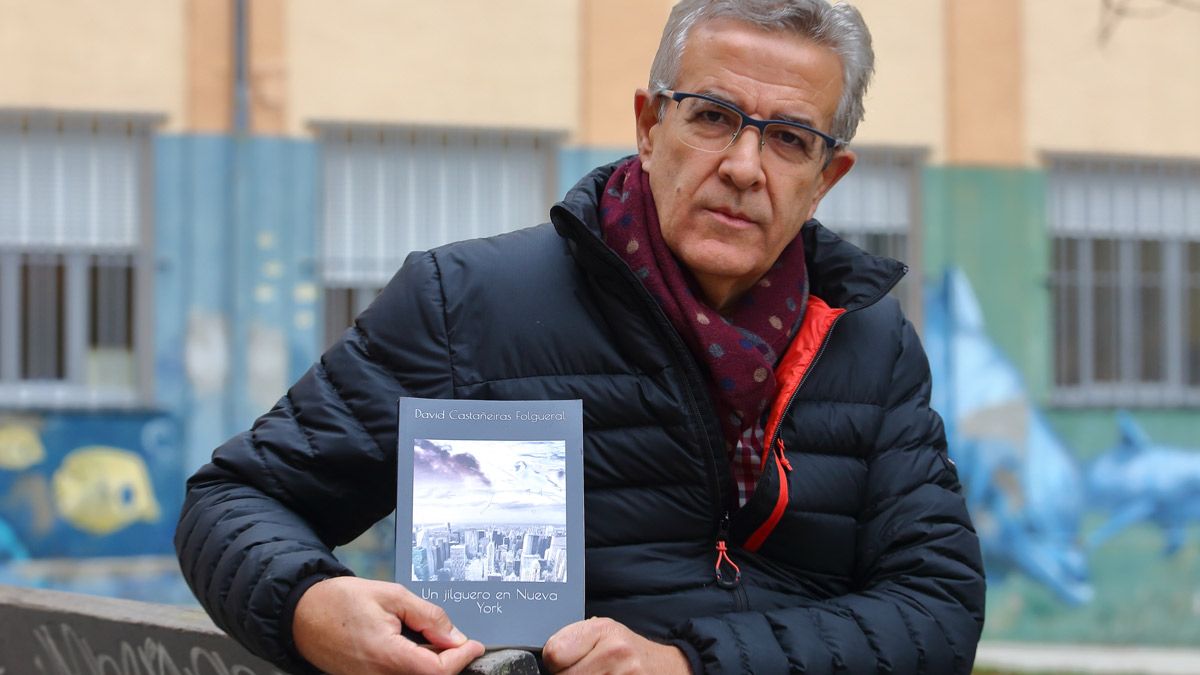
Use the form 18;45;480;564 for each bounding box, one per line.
600;157;809;498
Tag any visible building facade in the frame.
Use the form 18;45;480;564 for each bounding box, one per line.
1;0;1198;644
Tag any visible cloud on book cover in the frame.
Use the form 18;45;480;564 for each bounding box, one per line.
414;439;567;525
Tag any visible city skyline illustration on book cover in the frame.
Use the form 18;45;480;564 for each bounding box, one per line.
395;397;584;649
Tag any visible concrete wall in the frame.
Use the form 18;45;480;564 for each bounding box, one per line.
0;585;283;674
0;584;538;675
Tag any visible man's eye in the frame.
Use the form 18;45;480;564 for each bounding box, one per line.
692;106;736;127
768;125;816;153
771;128;809;149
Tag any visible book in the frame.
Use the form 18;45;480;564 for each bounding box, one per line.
395;397;585;649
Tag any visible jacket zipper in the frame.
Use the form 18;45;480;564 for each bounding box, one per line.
560;205;906;600
715;512;749;610
766;266;907;454
745;265;909;552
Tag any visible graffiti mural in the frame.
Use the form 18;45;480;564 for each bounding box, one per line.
0;412;181;559
1088;412;1200;556
924;269;1093;605
926;268;1200;645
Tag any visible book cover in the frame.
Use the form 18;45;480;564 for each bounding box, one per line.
395;397;585;649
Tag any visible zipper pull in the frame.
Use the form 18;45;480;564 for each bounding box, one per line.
776;437;793;472
715;512;741;589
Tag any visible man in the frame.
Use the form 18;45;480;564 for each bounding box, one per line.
176;1;986;673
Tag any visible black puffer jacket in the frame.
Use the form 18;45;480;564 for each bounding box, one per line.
176;162;985;674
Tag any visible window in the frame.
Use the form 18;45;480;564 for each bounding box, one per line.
1048;156;1200;407
323;286;381;352
814;148;924;323
316;125;560;348
0;113;154;408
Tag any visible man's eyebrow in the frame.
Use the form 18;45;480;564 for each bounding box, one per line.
696;89;815;126
693;88;742;111
773;112;816;127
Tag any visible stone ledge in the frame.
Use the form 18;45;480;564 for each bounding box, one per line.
0;583;539;674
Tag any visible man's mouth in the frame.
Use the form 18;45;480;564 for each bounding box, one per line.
706;207;757;228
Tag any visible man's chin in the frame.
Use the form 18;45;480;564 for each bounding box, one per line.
677;251;762;297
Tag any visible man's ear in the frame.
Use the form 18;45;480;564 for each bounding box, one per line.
806;149;857;220
634;88;660;171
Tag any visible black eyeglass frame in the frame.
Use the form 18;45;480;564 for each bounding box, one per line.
658;89;846;160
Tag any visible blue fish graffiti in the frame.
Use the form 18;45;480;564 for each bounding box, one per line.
1088;411;1200;556
924;268;1093;605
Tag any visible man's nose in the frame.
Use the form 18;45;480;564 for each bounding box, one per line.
718;126;766;190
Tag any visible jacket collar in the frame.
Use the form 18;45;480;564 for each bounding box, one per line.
552;160;907;313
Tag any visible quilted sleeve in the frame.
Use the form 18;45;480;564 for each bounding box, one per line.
670;316;986;674
174;250;454;673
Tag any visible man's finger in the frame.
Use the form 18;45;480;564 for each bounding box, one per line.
386;635;484;675
542;621;603;672
386;589;468;648
436;640;487;674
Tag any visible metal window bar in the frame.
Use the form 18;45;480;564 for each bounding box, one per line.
315;123;560;288
814;147;924;324
0;112;153;406
1052;238;1079;388
315;124;561;351
21;253;64;380
1138;241;1166;387
1078;236;1096;397
1185;242;1196;388
1171;240;1190;395
0;251;18;381
1047;154;1200;406
322;285;382;351
1118;238;1138;386
1188;242;1200;387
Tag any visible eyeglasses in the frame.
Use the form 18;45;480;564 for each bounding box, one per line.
657;90;844;173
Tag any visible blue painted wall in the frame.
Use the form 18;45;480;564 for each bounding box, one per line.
155;135;320;473
557;146;633;198
0;136;320;606
1;135;321;564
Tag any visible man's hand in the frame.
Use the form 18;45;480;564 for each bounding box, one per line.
542;617;690;675
292;576;485;675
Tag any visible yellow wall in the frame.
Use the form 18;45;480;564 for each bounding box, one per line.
573;0;949;156
945;0;1024;167
851;0;946;162
249;0;288;135
287;0;581;137
1025;0;1200;160
185;0;232;133
0;0;185;130
6;0;1200;161
578;0;673;147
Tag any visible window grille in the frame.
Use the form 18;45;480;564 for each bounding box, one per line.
815;148;924;321
1048;155;1200;407
316;125;560;348
0;113;153;408
322;286;381;352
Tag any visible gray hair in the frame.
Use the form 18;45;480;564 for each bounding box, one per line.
648;0;874;142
